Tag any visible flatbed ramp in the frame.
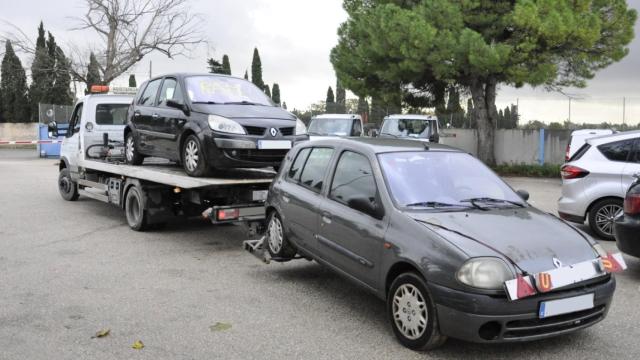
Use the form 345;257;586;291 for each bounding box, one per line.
80;159;275;189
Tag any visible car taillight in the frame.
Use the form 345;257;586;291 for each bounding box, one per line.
560;165;589;180
565;144;570;162
624;193;640;215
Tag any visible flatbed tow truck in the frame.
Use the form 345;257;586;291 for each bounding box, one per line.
50;88;274;234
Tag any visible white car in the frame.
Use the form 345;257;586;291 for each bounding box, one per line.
307;114;363;140
565;129;615;161
379;114;440;143
558;131;640;239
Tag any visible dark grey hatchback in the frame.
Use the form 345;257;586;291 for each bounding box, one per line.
265;138;626;350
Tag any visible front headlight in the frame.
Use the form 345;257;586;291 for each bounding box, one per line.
295;118;307;135
208;115;246;135
456;257;513;289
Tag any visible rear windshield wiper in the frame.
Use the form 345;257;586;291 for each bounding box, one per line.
460;197;525;208
405;201;473;209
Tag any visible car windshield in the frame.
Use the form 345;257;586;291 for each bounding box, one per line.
378;151;524;210
381;119;435;138
184;76;273;106
308;118;353;136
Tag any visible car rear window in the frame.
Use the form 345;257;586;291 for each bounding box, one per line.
598;139;634;162
299;148;334;192
569;143;591;162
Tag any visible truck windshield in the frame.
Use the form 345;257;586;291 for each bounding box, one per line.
381;119;435;139
184;76;274;106
308;118;353;136
378;151;524;210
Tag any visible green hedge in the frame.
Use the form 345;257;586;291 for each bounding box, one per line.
492;163;561;178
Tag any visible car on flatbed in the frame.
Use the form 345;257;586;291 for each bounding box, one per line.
124;73;308;177
263;137;625;350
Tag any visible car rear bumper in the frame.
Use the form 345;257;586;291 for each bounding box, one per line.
430;276;615;343
614;215;640;257
557;196;587;224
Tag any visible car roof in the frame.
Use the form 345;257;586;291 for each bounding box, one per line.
145;72;245;82
571;129;614;136
384;114;438;121
302;137;463;154
586;130;640;146
311;114;361;120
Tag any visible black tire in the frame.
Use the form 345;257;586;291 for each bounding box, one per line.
588;198;623;241
182;134;210;177
125;185;149;231
125;132;144;165
387;272;447;351
58;168;79;201
266;211;297;259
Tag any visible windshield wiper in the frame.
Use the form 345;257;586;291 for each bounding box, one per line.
307;131;325;136
223;100;263;106
192;101;219;104
460;197;525;208
380;132;399;138
405;201;472;209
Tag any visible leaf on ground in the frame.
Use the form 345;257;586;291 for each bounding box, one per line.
91;328;110;339
132;340;144;350
210;322;232;332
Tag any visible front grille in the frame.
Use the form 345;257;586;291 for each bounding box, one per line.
503;305;606;339
224;149;289;163
279;127;294;136
244;126;266;136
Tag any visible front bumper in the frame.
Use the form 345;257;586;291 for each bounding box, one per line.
430;275;615;343
614;215;640;257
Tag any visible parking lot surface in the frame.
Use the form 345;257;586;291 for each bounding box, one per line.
1;149;639;360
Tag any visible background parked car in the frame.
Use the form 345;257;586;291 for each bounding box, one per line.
614;174;640;257
378;114;440;143
124;73;308;176
558;131;640;239
565;129;615;161
307;114;363;140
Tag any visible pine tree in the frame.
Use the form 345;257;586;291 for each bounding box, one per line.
264;84;271;99
207;58;223;74
85;52;102;93
271;83;281;105
30;21;53;120
357;97;369;123
503;106;511;129
221;55;231;75
326;86;335;113
129;74;137;87
335;80;346;114
1;41;30;122
251;48;264;90
445;87;465;128
50;46;73;105
244;70;249;80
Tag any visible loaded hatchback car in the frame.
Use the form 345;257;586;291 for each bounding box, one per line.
264;138;625;350
125;73;308;176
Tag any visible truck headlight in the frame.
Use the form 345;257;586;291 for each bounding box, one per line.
208;115;246;135
456;257;513;290
295;119;307;135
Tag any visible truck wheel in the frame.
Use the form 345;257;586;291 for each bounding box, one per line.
125;133;144;165
588;198;623;240
266;211;296;259
58;168;79;201
182;135;210;177
125;185;149;231
387;272;447;351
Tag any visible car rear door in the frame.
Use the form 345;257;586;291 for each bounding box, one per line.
155;77;187;158
316;150;387;289
596;138;637;194
132;78;162;153
622;138;640;191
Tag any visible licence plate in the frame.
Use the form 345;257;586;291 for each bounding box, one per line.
252;190;268;201
539;293;594;319
258;140;291;149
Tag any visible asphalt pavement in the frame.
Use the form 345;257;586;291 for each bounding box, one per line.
1;149;638;360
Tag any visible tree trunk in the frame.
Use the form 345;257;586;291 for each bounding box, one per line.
470;79;497;166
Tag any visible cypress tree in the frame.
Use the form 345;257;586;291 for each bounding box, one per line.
85;52;102;93
264;84;271;99
1;41;30;122
221;55;231;75
244;70;249;80
445;87;464;128
510;104;519;129
503;106;511;130
335;80;346;114
0;86;3;122
50;46;73;105
30;22;53;120
282;102;287;110
326;86;335;113
251;48;264;90
465;98;475;129
128;74;137;87
271;83;281;105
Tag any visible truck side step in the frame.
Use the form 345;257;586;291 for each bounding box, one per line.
78;179;108;191
79;189;109;202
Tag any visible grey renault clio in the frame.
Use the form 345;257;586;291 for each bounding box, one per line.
264;138;626;350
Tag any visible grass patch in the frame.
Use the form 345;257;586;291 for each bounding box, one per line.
492;163;561;178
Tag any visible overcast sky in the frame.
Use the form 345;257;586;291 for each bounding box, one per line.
2;0;640;125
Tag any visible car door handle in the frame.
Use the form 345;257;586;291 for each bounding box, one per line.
152;113;159;119
321;212;332;224
133;111;141;117
177;119;186;126
282;192;290;203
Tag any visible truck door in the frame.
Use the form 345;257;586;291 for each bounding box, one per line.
61;102;83;172
132;78;162;154
156;77;187;159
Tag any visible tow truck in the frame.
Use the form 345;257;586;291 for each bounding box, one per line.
48;86;273;233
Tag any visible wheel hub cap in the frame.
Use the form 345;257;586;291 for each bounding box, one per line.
126;137;134;161
185;140;199;172
268;217;283;254
595;204;622;236
392;284;427;340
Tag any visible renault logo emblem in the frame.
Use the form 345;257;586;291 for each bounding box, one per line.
270;128;277;137
552;257;563;269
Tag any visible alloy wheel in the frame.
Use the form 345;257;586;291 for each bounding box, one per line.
595;204;623;236
392;284;428;340
184;139;199;172
126;136;135;162
268;215;283;254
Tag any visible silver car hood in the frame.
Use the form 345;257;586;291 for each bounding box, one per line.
407;207;597;274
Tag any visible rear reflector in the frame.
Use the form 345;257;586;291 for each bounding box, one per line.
217;208;240;221
561;165;589;180
624;194;640;215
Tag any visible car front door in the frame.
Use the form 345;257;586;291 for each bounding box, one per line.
316;150;387;289
622;138;640;191
133;78;162;154
156;77;187;159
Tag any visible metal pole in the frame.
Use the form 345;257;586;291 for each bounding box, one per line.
623;97;626;126
568;98;572;123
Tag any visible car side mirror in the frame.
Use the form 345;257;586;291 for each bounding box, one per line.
166;99;190;115
348;196;384;219
48;121;58;138
516;189;530;201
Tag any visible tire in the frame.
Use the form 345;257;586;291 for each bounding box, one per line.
182;135;210;177
125;185;149;231
125;132;144;165
387;272;447;351
266;211;297;259
588;198;623;241
58;168;79;201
